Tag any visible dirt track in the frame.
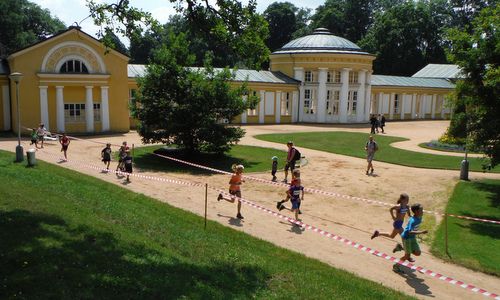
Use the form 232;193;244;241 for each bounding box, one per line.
1;120;499;299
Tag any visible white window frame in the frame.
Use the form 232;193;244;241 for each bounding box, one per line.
326;90;340;115
304;71;313;82
349;71;359;84
64;103;86;123
281;92;290;116
393;94;399;114
247;91;258;116
304;89;315;114
348;91;358;115
93;103;101;122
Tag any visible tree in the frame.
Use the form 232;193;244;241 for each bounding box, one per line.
0;0;65;57
446;4;500;167
359;0;452;75
263;2;310;52
88;0;270;69
132;31;258;153
102;28;129;56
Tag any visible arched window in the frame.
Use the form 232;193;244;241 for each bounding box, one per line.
59;59;89;74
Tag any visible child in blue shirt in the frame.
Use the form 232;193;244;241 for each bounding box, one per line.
396;203;428;262
279;178;304;223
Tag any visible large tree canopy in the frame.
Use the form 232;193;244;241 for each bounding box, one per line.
446;4;500;167
0;0;66;57
133;32;257;153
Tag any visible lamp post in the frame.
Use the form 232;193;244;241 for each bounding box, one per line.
9;72;24;162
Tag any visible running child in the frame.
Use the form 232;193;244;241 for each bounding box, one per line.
279;177;304;223
371;193;411;240
217;164;245;219
30;128;38;148
123;150;133;182
394;203;428;262
276;169;301;210
101;143;112;170
36;123;46;148
59;133;70;160
116;141;129;172
271;156;278;182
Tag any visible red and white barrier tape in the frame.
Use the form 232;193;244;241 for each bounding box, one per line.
26;127;500;225
34;147;499;299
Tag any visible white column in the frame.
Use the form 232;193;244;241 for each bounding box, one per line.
364;72;372;122
440;95;445;119
39;86;49;130
431;94;437;119
294;67;304;123
356;70;366;122
316;68;328;123
259;90;265;124
389;93;395;119
275;91;281;123
85;86;94;132
411;93;417;119
421;94;427;119
241;95;247;124
400;93;406;120
56;86;65;132
2;85;10;130
101;86;110;131
292;91;299;122
339;68;350;123
378;92;383;114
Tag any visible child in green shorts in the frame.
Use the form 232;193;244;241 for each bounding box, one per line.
396;203;428;262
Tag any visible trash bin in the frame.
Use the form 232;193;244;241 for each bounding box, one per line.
460;159;469;180
27;149;36;167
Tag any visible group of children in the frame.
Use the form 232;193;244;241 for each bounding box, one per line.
101;141;133;182
371;193;428;265
30;125;70;160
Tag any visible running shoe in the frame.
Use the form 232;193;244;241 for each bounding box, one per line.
371;230;379;239
217;193;223;201
236;213;244;219
279;205;285;211
276;200;284;209
393;243;404;253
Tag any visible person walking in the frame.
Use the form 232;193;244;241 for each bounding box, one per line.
380;114;386;134
365;135;378;175
370;114;377;134
283;141;300;183
36;123;47;148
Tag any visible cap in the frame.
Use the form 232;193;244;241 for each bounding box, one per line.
271;156;278;161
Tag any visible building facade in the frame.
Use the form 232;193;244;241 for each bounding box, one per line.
0;27;455;134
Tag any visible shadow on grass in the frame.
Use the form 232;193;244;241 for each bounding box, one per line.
472;181;500;208
0;209;268;299
134;148;259;175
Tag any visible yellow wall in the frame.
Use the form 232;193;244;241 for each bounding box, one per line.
0;76;8;130
7;29;130;134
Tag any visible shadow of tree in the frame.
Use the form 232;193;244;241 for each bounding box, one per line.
0;209;268;299
471;181;500;208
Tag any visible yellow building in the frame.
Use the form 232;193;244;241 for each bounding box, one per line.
0;27;456;134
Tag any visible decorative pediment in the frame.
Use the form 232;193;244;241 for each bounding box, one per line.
41;41;106;73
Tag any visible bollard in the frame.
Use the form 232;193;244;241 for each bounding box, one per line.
460;159;469;180
26;148;36;167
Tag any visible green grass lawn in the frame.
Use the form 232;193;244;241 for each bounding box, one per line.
132;144;288;174
0;150;412;299
431;179;500;276
255;132;498;173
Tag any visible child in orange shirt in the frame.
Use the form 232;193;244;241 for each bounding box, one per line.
218;164;245;219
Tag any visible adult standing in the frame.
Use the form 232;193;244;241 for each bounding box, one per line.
36;123;47;148
365;135;379;175
283;141;299;183
380;114;386;134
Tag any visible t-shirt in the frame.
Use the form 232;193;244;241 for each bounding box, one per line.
61;136;70;146
123;155;132;165
36;127;45;137
287;147;297;161
31;131;37;140
401;216;422;239
272;161;278;172
229;173;242;191
101;147;112;160
288;185;304;202
366;141;377;153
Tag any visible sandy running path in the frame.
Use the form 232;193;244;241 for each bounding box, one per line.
1;122;499;299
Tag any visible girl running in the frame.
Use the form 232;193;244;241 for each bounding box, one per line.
371;193;411;240
217;164;245;219
59;133;70;161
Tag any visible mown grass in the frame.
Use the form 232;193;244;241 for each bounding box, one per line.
255;132;498;173
0;150;412;299
431;179;500;276
132;145;288;174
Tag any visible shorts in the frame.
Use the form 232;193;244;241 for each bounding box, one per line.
291;199;300;210
367;153;375;162
61;145;68;151
393;220;404;230
38;135;44;141
403;238;420;254
229;190;241;198
102;158;111;162
125;164;133;173
31;139;37;144
285;160;297;172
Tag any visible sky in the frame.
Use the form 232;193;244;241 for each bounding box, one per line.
35;0;324;45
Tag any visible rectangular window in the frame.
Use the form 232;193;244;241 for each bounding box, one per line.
247;91;258;116
393;94;399;114
281;92;290;116
304;89;315;114
94;103;101;122
334;71;341;83
327;71;332;83
326;90;340;115
304;71;313;82
64;103;85;123
348;91;358;114
349;71;359;83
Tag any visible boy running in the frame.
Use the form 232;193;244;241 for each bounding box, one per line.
30;128;38;148
101;143;112;170
279;178;304;223
394;203;428;262
123;150;133;182
36;123;46;148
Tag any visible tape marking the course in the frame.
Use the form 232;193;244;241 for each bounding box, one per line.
35;148;500;300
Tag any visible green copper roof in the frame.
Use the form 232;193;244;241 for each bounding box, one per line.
372;75;455;89
273;28;370;55
412;64;463;79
